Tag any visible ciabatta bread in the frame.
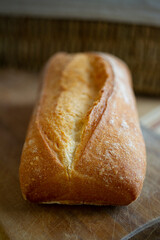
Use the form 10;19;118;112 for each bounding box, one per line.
19;52;146;205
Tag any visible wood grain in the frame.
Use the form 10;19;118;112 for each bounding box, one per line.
0;70;160;240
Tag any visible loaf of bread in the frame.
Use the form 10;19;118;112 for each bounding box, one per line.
19;52;146;205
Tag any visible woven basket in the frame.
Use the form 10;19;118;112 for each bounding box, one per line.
0;15;160;96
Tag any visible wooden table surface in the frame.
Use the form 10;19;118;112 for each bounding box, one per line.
0;69;160;240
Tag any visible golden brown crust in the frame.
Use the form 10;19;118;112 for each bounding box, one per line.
19;52;146;205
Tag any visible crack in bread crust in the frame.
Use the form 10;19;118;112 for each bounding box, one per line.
37;53;109;173
52;54;107;172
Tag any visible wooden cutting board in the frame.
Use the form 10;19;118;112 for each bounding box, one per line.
0;70;160;240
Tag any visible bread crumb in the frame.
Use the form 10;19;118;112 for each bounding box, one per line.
109;119;114;125
99;168;105;175
121;120;129;129
28;139;35;145
32;147;37;153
